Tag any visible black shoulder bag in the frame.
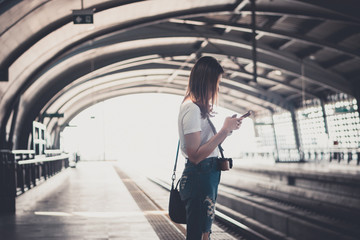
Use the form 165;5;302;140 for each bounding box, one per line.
168;140;187;224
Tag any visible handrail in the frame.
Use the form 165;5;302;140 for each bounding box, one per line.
241;148;360;155
302;147;360;152
17;154;69;165
0;149;11;153
12;150;35;154
44;149;62;154
0;148;70;213
1;149;64;155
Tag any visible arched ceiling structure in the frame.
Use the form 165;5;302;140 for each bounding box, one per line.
0;0;359;149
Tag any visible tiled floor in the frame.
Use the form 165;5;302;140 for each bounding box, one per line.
0;162;160;240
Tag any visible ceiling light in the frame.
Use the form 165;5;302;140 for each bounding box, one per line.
273;70;282;76
168;19;206;26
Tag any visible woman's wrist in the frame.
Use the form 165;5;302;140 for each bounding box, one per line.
218;128;230;139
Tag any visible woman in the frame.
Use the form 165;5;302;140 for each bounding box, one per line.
178;56;242;240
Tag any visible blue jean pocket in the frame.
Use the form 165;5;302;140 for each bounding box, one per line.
198;160;213;174
179;174;193;201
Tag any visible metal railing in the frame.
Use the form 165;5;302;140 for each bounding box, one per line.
239;148;360;165
0;149;69;213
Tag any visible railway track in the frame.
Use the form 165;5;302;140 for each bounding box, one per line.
148;177;269;240
149;175;360;240
114;163;359;240
218;166;360;240
216;184;359;240
114;164;264;239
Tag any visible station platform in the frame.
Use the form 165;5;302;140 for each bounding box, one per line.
0;161;238;240
0;162;172;240
233;158;360;175
224;158;360;210
1;159;359;240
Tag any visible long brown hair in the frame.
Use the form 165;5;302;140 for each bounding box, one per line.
185;56;224;118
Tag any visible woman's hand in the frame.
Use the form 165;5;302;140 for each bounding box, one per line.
185;115;242;165
221;115;242;134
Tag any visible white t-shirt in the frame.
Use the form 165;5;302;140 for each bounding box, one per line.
178;101;219;159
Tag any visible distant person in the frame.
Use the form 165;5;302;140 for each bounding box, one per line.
178;56;243;240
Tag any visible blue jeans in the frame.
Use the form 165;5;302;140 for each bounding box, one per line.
179;157;221;240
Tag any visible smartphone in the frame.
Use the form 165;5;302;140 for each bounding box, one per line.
232;111;252;119
240;110;251;119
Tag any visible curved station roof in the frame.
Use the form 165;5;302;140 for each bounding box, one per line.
0;0;359;149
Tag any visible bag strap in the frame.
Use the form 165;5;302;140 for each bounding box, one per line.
207;117;225;159
172;116;226;185
171;140;180;188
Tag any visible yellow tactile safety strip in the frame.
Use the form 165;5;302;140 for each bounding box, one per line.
113;165;185;240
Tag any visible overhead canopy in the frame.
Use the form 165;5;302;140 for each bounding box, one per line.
0;0;359;148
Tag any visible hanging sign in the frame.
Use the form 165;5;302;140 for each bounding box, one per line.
72;9;93;24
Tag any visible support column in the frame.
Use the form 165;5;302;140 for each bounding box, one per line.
352;81;360;160
8;99;20;150
290;108;303;161
352;80;360;120
320;99;329;135
0;67;8;82
270;111;279;162
0;151;16;213
251;0;257;83
53;125;61;149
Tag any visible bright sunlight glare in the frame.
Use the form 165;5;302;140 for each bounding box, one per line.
61;94;256;178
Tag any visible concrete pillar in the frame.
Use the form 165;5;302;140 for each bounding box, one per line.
350;80;360;166
270;112;280;162
320;100;329;135
352;80;360;120
0;69;9;148
0;152;16;214
8;99;20;150
290;108;303;161
53;126;61;149
0;68;8;82
250;0;257;83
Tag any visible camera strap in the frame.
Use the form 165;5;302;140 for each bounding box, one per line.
207;116;225;159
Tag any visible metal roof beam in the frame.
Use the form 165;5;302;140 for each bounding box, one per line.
193;19;360;59
292;0;360;22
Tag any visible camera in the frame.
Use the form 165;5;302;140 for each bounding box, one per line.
217;158;233;171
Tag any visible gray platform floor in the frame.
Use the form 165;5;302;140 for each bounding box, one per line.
0;162;160;240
